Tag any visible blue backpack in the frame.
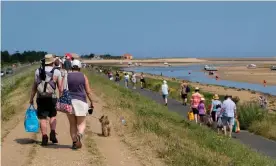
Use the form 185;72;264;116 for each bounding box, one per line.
24;105;40;133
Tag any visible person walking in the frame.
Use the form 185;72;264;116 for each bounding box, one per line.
190;87;202;124
180;81;190;106
198;98;206;126
124;72;130;88
210;94;222;122
161;80;169;106
140;72;145;89
221;95;237;137
64;59;94;149
131;72;137;89
29;54;62;146
115;71;120;84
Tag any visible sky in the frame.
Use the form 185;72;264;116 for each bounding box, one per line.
1;1;276;58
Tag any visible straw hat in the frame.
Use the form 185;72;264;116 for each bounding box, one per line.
200;97;205;101
195;87;199;90
44;54;55;64
213;94;219;100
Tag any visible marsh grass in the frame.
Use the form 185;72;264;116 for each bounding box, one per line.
85;70;276;166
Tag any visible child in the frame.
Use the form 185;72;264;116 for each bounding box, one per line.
198;98;206;126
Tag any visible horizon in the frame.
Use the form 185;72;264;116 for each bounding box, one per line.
2;1;276;58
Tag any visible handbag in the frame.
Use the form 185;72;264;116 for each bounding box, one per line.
56;75;73;113
24;105;40;133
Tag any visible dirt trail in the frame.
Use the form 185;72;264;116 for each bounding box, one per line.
2;95;144;166
86;95;143;166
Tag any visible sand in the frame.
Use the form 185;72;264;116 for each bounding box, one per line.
216;66;276;86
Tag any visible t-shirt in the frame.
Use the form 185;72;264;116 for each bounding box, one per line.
35;66;61;83
124;75;129;80
191;92;202;108
222;98;236;117
212;100;222;112
132;74;136;82
63;59;71;70
198;102;205;115
161;84;169;95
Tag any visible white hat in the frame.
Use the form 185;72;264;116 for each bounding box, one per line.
163;80;167;84
71;59;82;68
195;87;199;90
201;97;205;101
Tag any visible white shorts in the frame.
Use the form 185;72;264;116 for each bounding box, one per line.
71;99;88;116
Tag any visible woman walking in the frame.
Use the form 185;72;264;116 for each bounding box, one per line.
131;72;137;89
210;94;222;122
140;72;145;89
63;59;94;149
124;72;130;88
198;98;206;126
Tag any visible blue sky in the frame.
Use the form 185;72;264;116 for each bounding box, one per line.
2;1;276;58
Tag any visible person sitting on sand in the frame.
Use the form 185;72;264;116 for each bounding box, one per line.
140;72;145;89
210;94;222;122
190;87;202;124
221;95;236;137
198;98;206;126
161;80;169;106
180;81;190;106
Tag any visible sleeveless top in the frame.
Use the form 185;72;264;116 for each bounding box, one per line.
67;72;86;103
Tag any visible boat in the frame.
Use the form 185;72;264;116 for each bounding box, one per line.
247;64;257;69
204;65;217;71
271;65;276;70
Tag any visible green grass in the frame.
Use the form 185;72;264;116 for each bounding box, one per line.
85;70;276;166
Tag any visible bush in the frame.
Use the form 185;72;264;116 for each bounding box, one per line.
238;102;266;130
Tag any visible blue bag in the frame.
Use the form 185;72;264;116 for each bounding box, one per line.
24;105;40;133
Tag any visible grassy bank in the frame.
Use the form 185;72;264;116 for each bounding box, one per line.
85;70;276;166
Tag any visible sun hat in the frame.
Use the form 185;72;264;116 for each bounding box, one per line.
44;54;55;64
65;53;72;60
71;59;82;68
213;94;219;100
200;97;205;101
163;80;167;84
195;87;199;90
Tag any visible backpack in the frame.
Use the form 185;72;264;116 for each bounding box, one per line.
37;64;57;98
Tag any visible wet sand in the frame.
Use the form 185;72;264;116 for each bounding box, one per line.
216;66;276;86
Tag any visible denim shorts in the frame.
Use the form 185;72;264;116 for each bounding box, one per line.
222;116;234;126
162;94;168;99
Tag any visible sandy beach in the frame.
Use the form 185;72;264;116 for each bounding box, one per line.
215;66;276;86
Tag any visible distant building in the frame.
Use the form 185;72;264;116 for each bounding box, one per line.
122;53;133;60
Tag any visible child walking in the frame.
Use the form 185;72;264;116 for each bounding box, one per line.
198;98;206;126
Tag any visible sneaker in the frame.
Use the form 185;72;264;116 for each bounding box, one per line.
75;133;82;149
50;130;58;144
165;103;168;106
72;142;77;150
41;135;48;146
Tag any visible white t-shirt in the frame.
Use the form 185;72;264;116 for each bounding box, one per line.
35;66;62;83
162;84;169;95
124;75;129;80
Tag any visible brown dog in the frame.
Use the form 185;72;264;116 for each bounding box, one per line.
99;115;111;137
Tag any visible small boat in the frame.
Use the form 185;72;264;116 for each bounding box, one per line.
271;65;276;70
204;65;217;71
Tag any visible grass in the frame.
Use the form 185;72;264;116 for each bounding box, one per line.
85;69;276;166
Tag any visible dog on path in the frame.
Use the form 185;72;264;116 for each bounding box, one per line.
99;115;111;137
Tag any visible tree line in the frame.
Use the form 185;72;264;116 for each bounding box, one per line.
1;50;124;66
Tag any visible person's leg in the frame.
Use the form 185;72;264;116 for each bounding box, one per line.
222;117;228;136
184;97;187;106
228;117;234;137
49;98;58;143
66;114;78;143
36;99;49;145
75;116;86;148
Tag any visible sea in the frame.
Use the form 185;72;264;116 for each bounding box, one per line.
124;64;276;96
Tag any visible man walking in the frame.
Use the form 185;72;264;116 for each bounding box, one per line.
190;87;202;124
29;54;62;146
180;81;190;106
221;95;236;137
161;80;169;106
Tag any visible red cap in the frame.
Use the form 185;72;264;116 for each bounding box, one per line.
65;53;72;60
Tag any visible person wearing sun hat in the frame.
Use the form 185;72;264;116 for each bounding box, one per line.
190;87;202;124
198;97;206;125
29;53;62;146
210;94;222;123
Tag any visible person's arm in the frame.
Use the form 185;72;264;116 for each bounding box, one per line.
29;80;37;104
234;104;237;118
210;102;213;114
84;74;94;108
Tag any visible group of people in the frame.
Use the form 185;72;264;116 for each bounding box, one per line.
29;53;94;149
111;71;146;89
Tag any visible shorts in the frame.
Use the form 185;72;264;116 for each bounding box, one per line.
222;116;235;126
211;111;217;122
36;97;57;119
181;94;187;99
162;94;168;99
71;99;89;116
140;79;145;83
192;108;199;115
199;114;205;123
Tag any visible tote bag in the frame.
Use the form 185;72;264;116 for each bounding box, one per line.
56;74;73;113
24;105;40;133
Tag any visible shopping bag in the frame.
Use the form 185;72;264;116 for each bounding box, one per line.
187;111;194;121
24;105;40;133
217;117;223;128
56;89;73;113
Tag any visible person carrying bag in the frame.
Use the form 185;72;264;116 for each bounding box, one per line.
56;73;73;113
